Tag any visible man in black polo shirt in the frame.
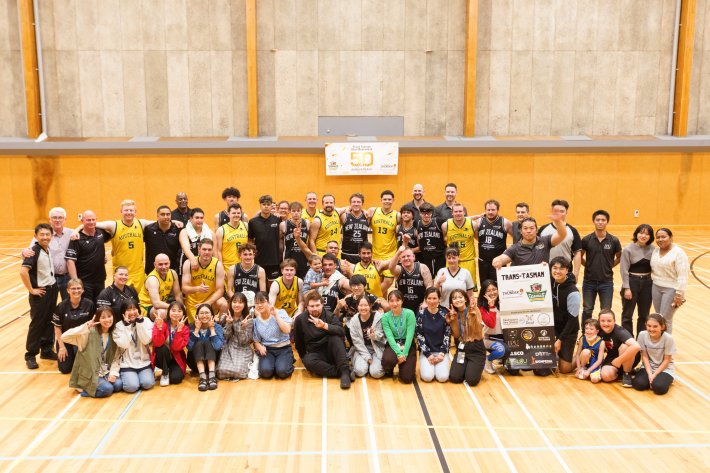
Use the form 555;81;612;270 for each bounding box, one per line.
434;182;467;222
492;213;567;268
171;192;191;226
538;199;583;280
248;194;282;282
144;205;182;273
65;210;110;304
20;223;59;369
580;210;622;322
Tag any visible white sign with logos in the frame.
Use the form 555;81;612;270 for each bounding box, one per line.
497;264;557;370
324;142;399;176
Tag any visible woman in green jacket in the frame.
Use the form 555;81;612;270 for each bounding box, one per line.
61;306;122;397
380;290;417;384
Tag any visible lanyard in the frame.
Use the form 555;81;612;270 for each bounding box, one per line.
457;308;469;338
392;313;405;340
101;335;110;362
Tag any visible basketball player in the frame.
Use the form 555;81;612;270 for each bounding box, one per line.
538;199;583;280
268;259;304;317
309;194;342;256
215;203;249;274
178;208;212;276
341;242;393;298
301;192;319;223
387;234;433;312
215;187;245;228
226;242;267;300
181;238;227;322
417;202;446;276
441;203;479;291
138;253;182;320
280;201;310;279
340;193;370;264
472;199;512;282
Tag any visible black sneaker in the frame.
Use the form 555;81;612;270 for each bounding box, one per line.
349;369;356;382
340;371;351;389
198;378;208;392
208;377;218;390
621;371;633;388
40;351;58;361
533;369;553;377
26;357;39;370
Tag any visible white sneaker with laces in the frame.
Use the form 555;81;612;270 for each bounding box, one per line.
160;374;169;387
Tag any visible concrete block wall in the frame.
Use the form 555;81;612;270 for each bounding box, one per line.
689;0;709;134
38;0;248;137
257;0;466;136
0;0;27;137
476;0;678;136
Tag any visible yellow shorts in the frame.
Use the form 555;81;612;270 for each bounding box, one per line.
459;259;478;291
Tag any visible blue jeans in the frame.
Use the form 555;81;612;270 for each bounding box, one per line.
120;366;155;392
582;280;614;322
258;345;294;379
90;375;123;398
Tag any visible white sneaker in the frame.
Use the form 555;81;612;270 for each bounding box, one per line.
160;374;169;387
484;359;496;374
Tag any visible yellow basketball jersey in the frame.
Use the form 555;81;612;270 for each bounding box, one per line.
371;208;399;260
314;210;341;254
221;221;248;271
446;217;477;262
273;276;300;316
185;257;218;322
112;219;145;290
301;208;318;224
138;269;176;308
353;262;383;297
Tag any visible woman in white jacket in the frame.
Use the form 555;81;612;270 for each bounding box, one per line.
348;295;386;378
113;300;155;392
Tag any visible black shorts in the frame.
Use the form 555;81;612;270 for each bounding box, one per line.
558;335;578;363
263;265;281;281
341;253;360;265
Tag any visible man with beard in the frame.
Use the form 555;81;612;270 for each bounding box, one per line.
182;238;226;322
387;234;433;312
309;194;342;256
472;199;512;282
293;290;354;389
171;192;191;226
139;253;183;320
143;205;182;274
319;254;351;313
340;193;370;264
342;242;393;298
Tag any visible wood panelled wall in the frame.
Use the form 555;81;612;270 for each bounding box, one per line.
1;152;708;230
0;0;26;137
689;0;710;134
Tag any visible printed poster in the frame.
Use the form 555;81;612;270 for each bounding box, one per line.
324;142;399;176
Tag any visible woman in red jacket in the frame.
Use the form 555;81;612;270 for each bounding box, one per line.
152;301;190;387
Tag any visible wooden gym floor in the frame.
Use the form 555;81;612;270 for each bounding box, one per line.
0;228;708;472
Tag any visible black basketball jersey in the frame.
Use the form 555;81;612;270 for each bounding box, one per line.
218;210;230;227
232;263;261;293
284;219;309;272
477;216;507;262
397;224;418;250
322;280;346;313
397;262;426;312
417;220;445;259
341;212;370;255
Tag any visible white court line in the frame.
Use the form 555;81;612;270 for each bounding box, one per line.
674;374;710;403
465;382;517;472
322;377;327;473
0;294;28;312
497;374;573;473
5;394;80;472
0;260;21;272
0;254;20;264
361;378;381;473
0;284;24;299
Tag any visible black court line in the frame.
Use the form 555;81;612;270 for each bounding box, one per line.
0;311;27;330
413;379;450;473
691;251;710;291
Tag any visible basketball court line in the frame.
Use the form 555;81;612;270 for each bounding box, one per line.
497;374;573;473
322;377;327;473
0;284;25;297
361;377;381;473
464;381;517;472
91;391;142;457
0;414;707;435
413;378;450;473
4;394;81;472
1;443;708;464
674;374;710;403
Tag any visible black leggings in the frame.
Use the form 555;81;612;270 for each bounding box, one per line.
450;340;486;386
153;344;185;384
632;369;673;395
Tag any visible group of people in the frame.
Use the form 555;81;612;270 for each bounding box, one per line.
19;184;689;397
